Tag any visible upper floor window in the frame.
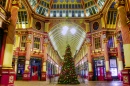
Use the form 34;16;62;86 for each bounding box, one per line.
95;37;101;49
34;37;40;49
107;11;117;24
108;36;114;48
21;36;26;47
17;5;28;28
107;2;117;25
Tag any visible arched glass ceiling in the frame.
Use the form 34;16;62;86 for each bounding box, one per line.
49;22;86;59
27;0;107;17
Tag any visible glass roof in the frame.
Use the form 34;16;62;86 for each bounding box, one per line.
27;0;107;18
49;22;86;59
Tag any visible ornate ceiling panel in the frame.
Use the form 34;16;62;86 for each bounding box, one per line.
27;0;107;17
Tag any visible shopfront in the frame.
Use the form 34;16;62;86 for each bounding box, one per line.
93;57;106;81
17;56;25;80
30;57;42;80
109;56;118;79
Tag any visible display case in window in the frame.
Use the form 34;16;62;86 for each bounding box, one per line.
109;57;118;78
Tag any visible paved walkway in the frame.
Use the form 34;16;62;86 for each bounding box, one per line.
14;81;123;86
14;77;123;86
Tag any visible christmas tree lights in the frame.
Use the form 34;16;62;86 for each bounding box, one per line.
58;45;80;84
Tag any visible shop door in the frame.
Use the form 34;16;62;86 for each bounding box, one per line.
31;58;42;81
97;67;104;81
17;57;25;80
32;66;38;80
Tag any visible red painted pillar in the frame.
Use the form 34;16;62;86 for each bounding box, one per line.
1;1;21;86
116;39;123;80
23;33;32;80
103;38;112;81
41;34;48;81
116;0;130;85
87;43;93;81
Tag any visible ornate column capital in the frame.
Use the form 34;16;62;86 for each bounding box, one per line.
86;43;91;47
116;39;121;44
26;40;31;43
115;0;125;8
43;43;48;47
12;0;22;8
103;38;108;43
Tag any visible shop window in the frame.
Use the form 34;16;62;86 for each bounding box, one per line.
109;57;118;77
34;37;40;49
21;36;26;48
95;37;101;49
0;0;6;8
17;56;25;80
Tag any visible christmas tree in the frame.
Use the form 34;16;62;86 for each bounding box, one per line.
58;45;80;84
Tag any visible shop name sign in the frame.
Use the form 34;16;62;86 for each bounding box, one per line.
122;72;129;74
93;56;104;60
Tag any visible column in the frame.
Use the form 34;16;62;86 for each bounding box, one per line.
41;38;48;81
44;21;50;32
117;39;123;80
84;22;90;33
1;0;21;86
86;43;93;80
14;57;18;80
23;34;32;80
116;0;130;85
103;38;112;80
0;30;7;80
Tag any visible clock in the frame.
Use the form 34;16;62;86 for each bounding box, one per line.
93;22;99;30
